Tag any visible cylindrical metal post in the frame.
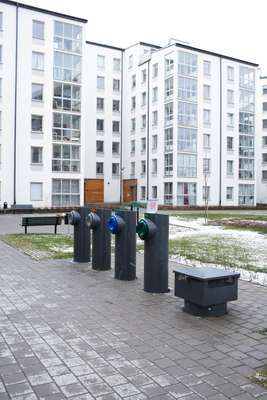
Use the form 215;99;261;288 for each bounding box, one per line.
88;208;111;271
69;207;91;263
137;213;169;293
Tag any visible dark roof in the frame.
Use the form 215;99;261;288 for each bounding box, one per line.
175;43;258;67
124;41;161;51
0;0;87;23
86;41;124;52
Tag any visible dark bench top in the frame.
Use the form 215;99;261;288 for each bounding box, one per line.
173;265;240;281
11;204;33;209
22;216;62;225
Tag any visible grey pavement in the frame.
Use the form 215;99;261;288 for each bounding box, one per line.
0;238;266;399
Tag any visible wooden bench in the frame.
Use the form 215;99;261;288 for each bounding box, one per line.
173;265;240;317
21;216;62;234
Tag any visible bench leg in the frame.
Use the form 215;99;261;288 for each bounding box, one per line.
25;226;27;234
54;224;57;235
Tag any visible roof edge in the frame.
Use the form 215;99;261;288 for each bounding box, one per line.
86;41;124;52
0;0;87;23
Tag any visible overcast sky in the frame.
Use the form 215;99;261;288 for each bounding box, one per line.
28;0;266;73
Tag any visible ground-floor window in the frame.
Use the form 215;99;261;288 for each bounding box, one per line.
177;182;196;206
30;182;43;201
238;184;254;205
164;182;173;205
52;179;80;207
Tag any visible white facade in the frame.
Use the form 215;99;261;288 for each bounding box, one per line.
258;77;267;203
0;0;87;208
0;1;261;208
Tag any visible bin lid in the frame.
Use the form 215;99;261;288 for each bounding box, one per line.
173;265;240;280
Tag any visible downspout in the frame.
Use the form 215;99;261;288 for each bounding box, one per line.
146;60;150;200
119;51;123;204
13;3;19;205
219;56;222;207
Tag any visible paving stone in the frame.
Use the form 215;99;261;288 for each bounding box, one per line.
53;374;78;387
60;383;87;397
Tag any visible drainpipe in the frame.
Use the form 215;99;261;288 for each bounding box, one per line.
13;3;19;205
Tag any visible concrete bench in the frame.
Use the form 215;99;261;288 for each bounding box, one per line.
21;216;62;234
173;265;240;317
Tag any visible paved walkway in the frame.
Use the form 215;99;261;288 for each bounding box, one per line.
0;240;266;400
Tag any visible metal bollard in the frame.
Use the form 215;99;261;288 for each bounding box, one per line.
136;213;169;293
68;207;91;263
87;208;111;271
107;209;136;281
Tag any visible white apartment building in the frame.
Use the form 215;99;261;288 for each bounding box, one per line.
0;0;87;208
258;77;267;204
0;1;261;208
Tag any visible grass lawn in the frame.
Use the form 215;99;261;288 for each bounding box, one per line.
168;211;267;221
253;365;267;389
2;234;73;260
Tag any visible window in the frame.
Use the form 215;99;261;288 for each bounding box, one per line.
0;78;2;97
164;153;173;176
131;118;136;132
30;183;43;201
113;100;120;113
239;158;254;179
113;79;120;92
263;85;267;95
0;12;3;31
239;184;254;205
178;77;197;101
152;111;158;126
52;144;80;172
227;113;234;127
203;134;210;149
203;158;211;175
178;51;197;77
142;69;147;83
177;154;197;178
52;179;80;207
31;147;43;164
227;160;233;175
141;92;146;107
227;136;234;151
97;76;105;90
178;127;197;152
131;96;136;110
227;89;234;105
203;109;211;125
202;186;210;201
262;171;267;181
153;63;158;78
97;55;105;69
263;137;267;147
113;58;120;72
263;103;267;112
203;85;211;100
32;52;44;70
227;66;234;81
97;97;104;111
262;153;267;164
239;135;254;157
165;128;173;152
152;87;158;102
203;60;211;76
96;140;104;153
239;66;255;90
113;121;120;133
132;74;136;88
32;83;43;101
54;21;82;54
53;82;81;112
141;160;146;175
53;51;81;83
31;115;43;132
165;57;174;74
141;186;146;200
164;182;173;205
177;182;196;206
226;187;233;200
96;119;104;132
130;140;135;154
263;120;267;129
112;163;120;176
178;102;197;127
152;135;158;151
112;142;120;155
32;20;44;40
141;114;146;129
129;55;133;69
0;46;2;64
165;77;174;98
152;159;157;175
53;113;80;143
165;102;173;125
96;162;104;174
141;137;146;152
152;186;157;199
130;162;135;176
